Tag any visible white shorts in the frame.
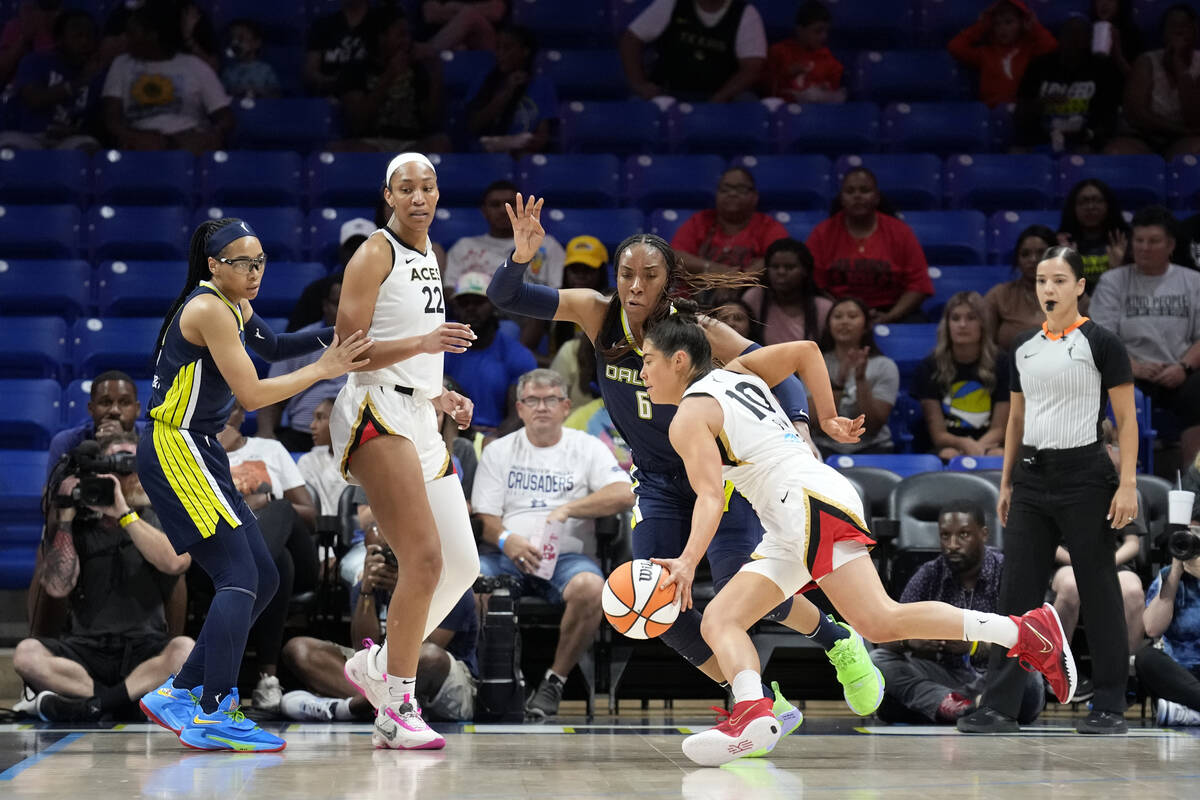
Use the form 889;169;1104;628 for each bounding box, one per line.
329;383;451;485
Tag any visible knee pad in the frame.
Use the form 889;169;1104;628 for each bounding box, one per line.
658;608;714;667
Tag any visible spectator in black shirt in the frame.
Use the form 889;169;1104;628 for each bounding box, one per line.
465;25;555;156
304;0;381;96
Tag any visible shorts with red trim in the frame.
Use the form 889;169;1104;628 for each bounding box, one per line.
329;381;452;485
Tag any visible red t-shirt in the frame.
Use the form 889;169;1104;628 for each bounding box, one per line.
765;41;843;101
806;211;933;310
671;210;789;272
947;16;1057;107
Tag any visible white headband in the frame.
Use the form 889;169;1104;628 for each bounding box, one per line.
384;152;437;187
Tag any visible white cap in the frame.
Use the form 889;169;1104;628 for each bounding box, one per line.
384;152;437;187
339;217;375;245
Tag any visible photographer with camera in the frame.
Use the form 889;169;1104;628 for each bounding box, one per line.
15;432;194;722
46;370;143;479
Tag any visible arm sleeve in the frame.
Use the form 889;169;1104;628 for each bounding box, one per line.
194;57;232;112
485;254;561;320
947;20;989;67
627;0;674;42
584;436;632;490
1091;325;1135;390
244;315;335;362
1088;273;1122;334
1010;339;1024;394
734;5;767;60
101;55;127;99
469;444;506;516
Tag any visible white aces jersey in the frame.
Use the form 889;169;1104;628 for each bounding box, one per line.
682;369;814;504
349;227;445;399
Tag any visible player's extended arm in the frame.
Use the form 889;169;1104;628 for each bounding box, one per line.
701;316;809;422
726;340;836;420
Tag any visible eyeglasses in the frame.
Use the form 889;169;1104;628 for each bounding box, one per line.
518;395;566;409
216;255;267;274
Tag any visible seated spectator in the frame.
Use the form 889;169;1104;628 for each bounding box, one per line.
219;18;280;99
1091;205;1200;465
874;501;1043;725
420;0;505;53
741;237;832;345
17;432;193;722
0;0;61;85
443;180;565;290
332;8;450;154
619;0;767;103
1105;3;1200;157
47;370;143;478
1013;15;1123;154
465;25;555;156
550;331;597;412
986;224;1075;351
527;235;610;363
445;272;538;431
1173;211;1200;269
912;291;1009;461
100;2;233;153
672;167;789;277
713;297;754;340
304;0;383;96
1057;178;1130;292
764;0;844;104
0;9;103;151
1091;0;1144;76
814;297;898;454
1135;544;1200;726
807;168;934;324
296;397;349;517
473;369;634;719
948;0;1057;108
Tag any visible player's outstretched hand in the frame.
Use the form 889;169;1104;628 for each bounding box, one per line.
506;192;545;263
317;330;373;378
421;322;476;354
651;557;694;612
820;414;866;444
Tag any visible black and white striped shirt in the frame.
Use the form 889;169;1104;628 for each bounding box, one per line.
1011;318;1133;450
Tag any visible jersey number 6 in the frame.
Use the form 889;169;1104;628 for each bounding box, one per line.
636;390;652;420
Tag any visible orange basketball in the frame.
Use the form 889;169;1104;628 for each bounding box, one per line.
602;559;680;639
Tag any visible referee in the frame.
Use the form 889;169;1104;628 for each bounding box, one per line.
958;246;1139;735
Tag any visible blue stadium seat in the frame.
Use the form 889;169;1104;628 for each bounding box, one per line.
88;205;190;261
0;449;50;526
0;204;82;258
608;0;649;33
755;0;800;39
989;103;1015;151
826;452;943;478
200;150;303;207
308;151;389;209
440;49;497;101
260;43;306;96
511;0;609;47
0;522;40;589
232;97;337;151
824;0;915;49
519;154;622;207
873;322;939;380
95;259;192;317
72;317;164;380
560;100;664;154
922;265;1015;317
194;205;305;261
770;210;827;241
0;379;61;449
1024;0;1086;33
944;153;1055;212
987;209;1061;264
0;316;69;379
536;48;627;101
1133;0;1179;38
430;153;515;207
888;393;922;452
946;454;1005;472
93;149;196;206
899;210;988;264
251;262;328;315
883;102;990;154
1167;154;1200;210
648;208;700;244
834;154;942;210
306;207;375;266
669;102;771;156
1057;154;1166;209
915;0;980;47
540;207;644;252
624;154;725;211
731;154;833;210
775;102;880;154
0;148;89;205
0;259;90;319
430;206;486;251
851;50;967;103
64;377;154;427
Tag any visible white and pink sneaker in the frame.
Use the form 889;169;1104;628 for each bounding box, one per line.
373;697;445;750
344;638;390;710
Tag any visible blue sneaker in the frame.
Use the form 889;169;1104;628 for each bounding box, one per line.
178;690;286;752
140;676;200;733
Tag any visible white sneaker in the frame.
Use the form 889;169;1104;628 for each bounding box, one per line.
12;685;37;717
1156;699;1200;726
344;638;389;710
280;690;337;722
372;701;445;750
252;673;282;713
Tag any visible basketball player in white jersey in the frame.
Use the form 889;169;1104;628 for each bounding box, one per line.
639;309;1078;766
329;153;481;750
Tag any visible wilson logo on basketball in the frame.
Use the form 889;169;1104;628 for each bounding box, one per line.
602;560;680;640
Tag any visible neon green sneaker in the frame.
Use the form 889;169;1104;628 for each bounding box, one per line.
827;623;885;716
746;681;804;758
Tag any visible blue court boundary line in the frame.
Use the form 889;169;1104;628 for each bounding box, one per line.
0;732;85;781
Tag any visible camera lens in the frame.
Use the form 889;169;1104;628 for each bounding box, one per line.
1167;528;1200;561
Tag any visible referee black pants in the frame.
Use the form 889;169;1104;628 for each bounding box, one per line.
982;444;1129;716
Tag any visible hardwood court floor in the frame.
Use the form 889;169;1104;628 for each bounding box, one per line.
2;713;1198;800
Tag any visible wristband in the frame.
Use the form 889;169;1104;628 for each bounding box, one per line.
498;530;512;551
118;510;140;528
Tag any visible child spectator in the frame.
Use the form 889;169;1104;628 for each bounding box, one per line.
741;238;831;345
220;18;280;99
948;0;1057;108
1057;178;1130;292
465;25;555;156
764;1;844;104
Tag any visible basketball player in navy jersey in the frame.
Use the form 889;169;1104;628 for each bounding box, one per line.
487;194;885;733
137;218;371;751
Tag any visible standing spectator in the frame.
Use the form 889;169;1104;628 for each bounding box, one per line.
1013;15;1123;154
47;370;142;479
1137;547;1200;726
672;167;789;276
740;237;832;345
465;25;555;156
874;501;1043;725
101;2;233;153
1091;0;1144;76
814;297;899;454
912;292;1009;461
1091;205;1200;465
296;397;350;516
807;168;934;324
1057;178;1130;293
0;0;61;86
473;369;635;719
420;0;505;53
304;0;381;96
948;0;1058;108
219;18;280;99
1106;4;1200;157
764;0;844;104
619;0;767;103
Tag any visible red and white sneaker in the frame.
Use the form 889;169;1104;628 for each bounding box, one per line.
344;638;389;710
682;697;781;767
1008;602;1077;704
373;698;445;750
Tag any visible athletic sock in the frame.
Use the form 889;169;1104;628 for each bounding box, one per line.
96;683;131;713
333;698;356;721
731;670;763;705
385;675;417;706
962;612;1019;648
545;669;568;685
803;613;851;650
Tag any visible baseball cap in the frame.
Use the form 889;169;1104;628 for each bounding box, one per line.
339;217;374;245
564;235;608;269
455;271;490;298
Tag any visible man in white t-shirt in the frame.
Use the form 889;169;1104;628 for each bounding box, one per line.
619;0;767;103
296;397;350;516
472;369;634;720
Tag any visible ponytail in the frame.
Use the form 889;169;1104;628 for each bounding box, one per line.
154;218;238;359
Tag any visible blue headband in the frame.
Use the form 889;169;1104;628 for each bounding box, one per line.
205;219;258;257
